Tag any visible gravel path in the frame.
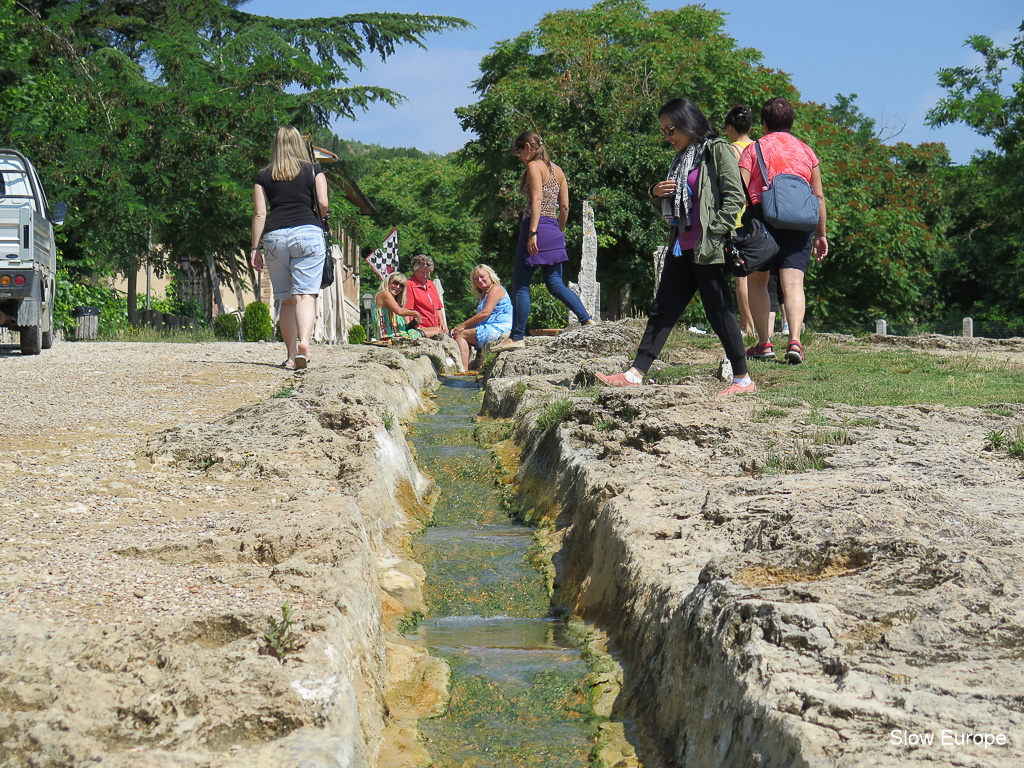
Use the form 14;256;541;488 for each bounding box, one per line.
0;339;300;629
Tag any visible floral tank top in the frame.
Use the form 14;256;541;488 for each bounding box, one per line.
524;167;560;219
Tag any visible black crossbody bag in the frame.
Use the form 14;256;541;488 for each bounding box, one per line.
311;173;334;289
704;145;779;276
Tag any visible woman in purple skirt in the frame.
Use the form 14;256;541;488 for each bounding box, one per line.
499;131;592;349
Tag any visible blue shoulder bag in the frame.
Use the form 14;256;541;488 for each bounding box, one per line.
754;140;819;232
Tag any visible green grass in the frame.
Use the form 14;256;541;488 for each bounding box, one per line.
756;439;828;475
659;333;1024;408
751;403;789;422
536;396;573;431
97;325;217;342
273;384;294;399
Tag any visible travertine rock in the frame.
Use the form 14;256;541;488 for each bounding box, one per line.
484;325;1024;767
0;343;444;768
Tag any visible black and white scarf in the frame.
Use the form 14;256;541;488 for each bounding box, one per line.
661;140;707;226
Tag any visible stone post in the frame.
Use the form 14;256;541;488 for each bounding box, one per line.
963;317;973;338
568;200;601;323
876;319;887;336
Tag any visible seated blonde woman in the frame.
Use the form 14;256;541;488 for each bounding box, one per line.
450;264;512;370
372;272;422;341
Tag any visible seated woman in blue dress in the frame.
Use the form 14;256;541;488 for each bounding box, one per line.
450;264;512;371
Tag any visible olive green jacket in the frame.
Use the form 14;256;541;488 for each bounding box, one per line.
649;137;745;266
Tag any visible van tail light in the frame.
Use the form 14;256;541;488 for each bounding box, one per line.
14;275;25;286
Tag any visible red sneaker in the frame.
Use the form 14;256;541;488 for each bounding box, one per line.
746;341;775;360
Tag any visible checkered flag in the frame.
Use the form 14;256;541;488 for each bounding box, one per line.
364;228;399;280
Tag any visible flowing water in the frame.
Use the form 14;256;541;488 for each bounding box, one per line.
407;377;596;767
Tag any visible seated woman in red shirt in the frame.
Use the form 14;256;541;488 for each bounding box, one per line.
404;254;447;336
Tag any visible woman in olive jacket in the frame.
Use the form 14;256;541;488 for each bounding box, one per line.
597;97;755;396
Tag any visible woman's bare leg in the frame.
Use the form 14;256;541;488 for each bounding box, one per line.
295;293;316;360
746;271;772;347
279;297;298;363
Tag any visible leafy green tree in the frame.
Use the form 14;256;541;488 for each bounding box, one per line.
338;149;484;321
457;0;956;329
926;25;1024;334
456;0;793;313
797;99;953;331
0;0;467;319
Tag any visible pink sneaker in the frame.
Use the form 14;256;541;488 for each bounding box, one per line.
716;380;758;397
596;371;641;387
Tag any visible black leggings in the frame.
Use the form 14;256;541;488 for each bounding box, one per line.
633;251;748;377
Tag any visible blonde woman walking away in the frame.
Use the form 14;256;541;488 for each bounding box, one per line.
250;126;328;370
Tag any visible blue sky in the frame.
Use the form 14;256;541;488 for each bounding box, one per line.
242;0;1021;164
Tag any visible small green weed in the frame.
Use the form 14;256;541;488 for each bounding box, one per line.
849;417;879;427
618;402;640;421
573;386;603;402
264;602;300;661
396;610;424;636
381;410;395;431
596;420;615;431
273;384;294;399
984;426;1024;460
805;409;837;426
756;440;827;475
984;430;1006;451
536;396;573;431
752;403;788;422
512;381;528;402
814;427;853;446
479;352;498;374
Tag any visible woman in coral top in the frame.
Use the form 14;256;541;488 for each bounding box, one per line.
404;254;446;336
738;97;828;365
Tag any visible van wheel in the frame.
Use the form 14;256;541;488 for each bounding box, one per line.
19;325;41;355
41;305;53;349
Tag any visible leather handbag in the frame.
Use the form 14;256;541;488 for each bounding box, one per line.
754;140;819;231
727;182;778;277
311;176;335;289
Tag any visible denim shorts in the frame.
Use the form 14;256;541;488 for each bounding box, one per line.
263;224;326;299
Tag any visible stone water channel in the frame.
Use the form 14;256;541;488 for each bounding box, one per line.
405;376;600;767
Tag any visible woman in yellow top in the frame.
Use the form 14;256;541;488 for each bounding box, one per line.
724;105;755;336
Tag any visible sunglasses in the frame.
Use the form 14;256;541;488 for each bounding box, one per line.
660;125;677;138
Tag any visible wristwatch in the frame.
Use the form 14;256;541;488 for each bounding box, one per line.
528;231;538;237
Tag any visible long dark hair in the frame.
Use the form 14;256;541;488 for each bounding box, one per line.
658;98;718;143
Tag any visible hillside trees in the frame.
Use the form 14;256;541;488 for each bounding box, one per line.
334;146;483;321
0;0;467;317
797;100;953;331
457;0;955;329
926;24;1024;334
456;0;794;314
